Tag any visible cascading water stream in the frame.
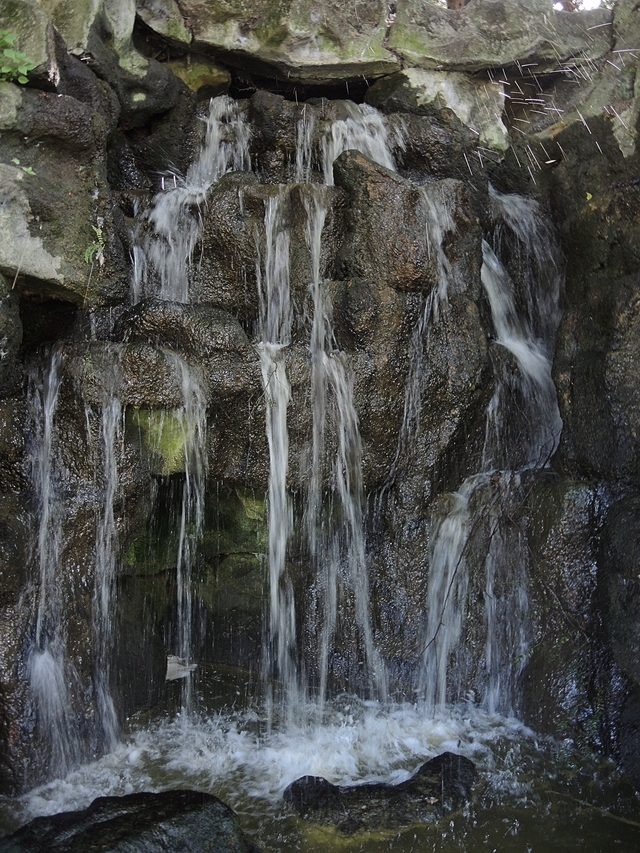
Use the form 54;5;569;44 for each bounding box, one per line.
131;96;251;303
256;192;296;715
27;350;78;776
321;102;403;185
392;183;457;476
303;186;386;705
171;356;208;712
93;392;122;750
420;187;564;715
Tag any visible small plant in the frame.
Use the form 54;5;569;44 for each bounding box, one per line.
11;157;35;175
85;223;105;267
0;30;36;84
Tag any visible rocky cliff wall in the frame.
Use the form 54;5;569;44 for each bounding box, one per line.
0;0;639;795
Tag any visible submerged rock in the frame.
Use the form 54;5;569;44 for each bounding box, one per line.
283;751;476;834
0;790;261;853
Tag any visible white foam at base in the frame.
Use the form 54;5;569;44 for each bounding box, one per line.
5;702;534;830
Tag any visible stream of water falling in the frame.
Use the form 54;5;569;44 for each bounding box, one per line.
256;191;296;715
93;393;122;751
170;356;208;711
321;102;403;184
420;187;564;715
26;350;79;777
131;96;251;303
303;185;386;706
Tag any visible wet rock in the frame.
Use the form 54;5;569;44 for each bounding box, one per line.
602;494;640;688
0;274;21;390
619;686;640;790
156;0;399;85
521;477;606;738
0;789;261;853
388;0;612;74
366;68;508;152
333;150;435;292
284;752;476;833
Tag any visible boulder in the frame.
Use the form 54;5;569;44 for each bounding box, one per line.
150;0;400;85
284;751;476;833
388;0;613;74
0;790;261;853
366;68;509;152
0;82;128;306
136;0;192;45
0;0;58;87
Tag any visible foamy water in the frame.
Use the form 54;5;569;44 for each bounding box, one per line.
2;702;531;826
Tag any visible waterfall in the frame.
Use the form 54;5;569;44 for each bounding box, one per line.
295;108;316;184
132;95;251;303
256;192;296;713
421;187;564;714
27;350;78;775
395;183;457;468
303;186;386;705
93;394;122;750
171;356;207;712
321;102;402;185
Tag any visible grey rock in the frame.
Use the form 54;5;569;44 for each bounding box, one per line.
284;751;476;833
0;789;261;852
388;0;613;74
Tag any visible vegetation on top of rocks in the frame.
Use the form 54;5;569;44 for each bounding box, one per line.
0;30;35;84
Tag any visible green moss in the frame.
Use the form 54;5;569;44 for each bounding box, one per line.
130;408;188;475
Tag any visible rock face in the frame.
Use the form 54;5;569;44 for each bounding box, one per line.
0;790;261;853
0;0;640;804
284;752;476;833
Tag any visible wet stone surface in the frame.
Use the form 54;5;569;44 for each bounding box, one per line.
0;790;261;853
283;751;476;834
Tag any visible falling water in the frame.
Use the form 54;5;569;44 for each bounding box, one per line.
93;394;122;750
256;192;296;714
171;356;207;711
394;183;457;467
27;350;78;775
321;102;402;185
421;187;563;714
295;108;316;184
303;186;386;704
132;95;251;303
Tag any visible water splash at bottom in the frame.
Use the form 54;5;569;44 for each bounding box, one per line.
1;678;638;852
